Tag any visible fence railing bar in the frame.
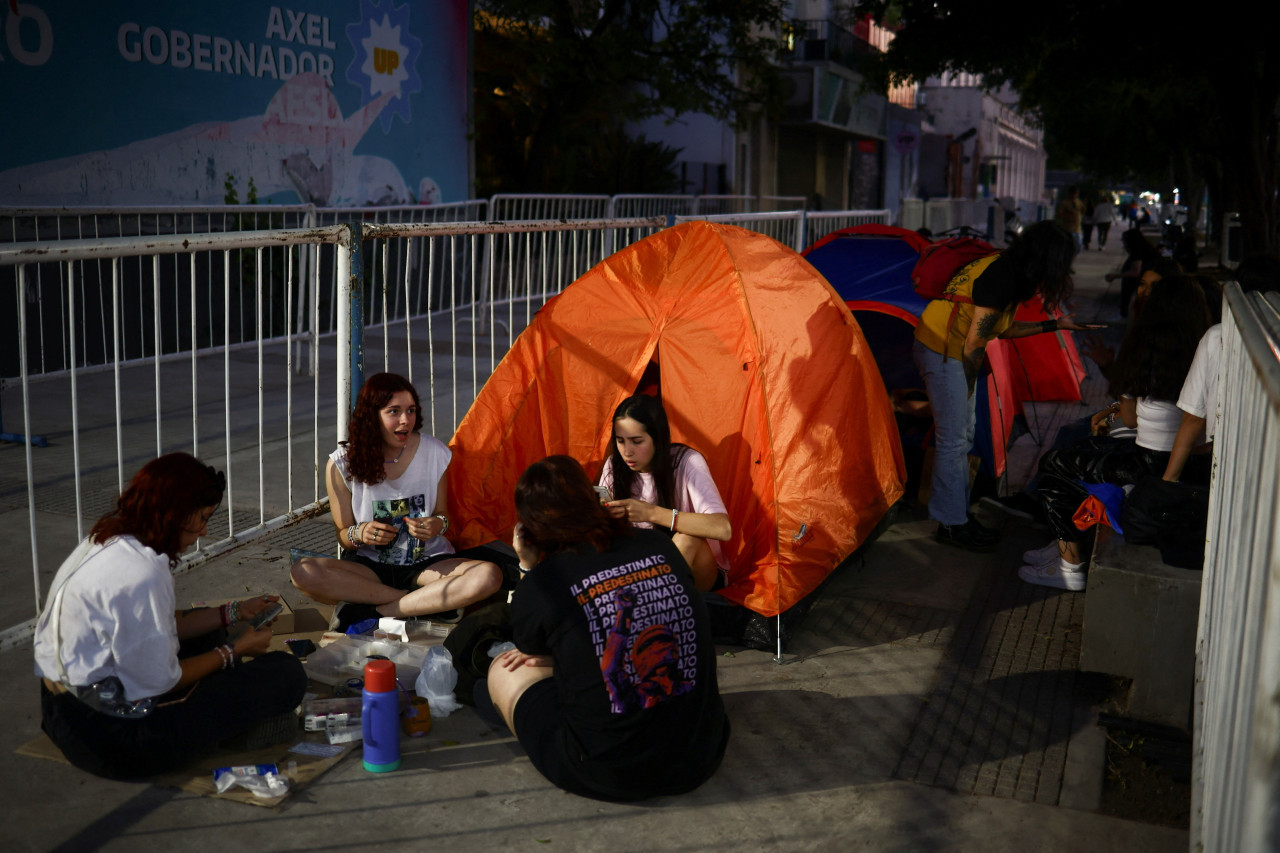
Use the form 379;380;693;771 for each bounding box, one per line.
286;246;295;513
111;259;123;493
153;254;162;458
190;254;198;457
66;261;85;542
223;248;235;540
18;267;42;613
257;246;266;525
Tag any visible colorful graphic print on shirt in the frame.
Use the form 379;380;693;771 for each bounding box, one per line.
371;494;429;564
570;555;699;714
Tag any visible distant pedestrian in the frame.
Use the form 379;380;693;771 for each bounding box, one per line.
1093;197;1115;249
1081;197;1097;250
1055;186;1085;251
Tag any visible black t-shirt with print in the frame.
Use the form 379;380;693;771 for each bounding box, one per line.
510;528;729;799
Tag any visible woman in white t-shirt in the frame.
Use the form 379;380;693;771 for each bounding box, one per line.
598;394;731;592
1022;277;1212;591
33;453;307;779
289;373;504;630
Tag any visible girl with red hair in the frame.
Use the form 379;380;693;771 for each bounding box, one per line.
33;453;306;779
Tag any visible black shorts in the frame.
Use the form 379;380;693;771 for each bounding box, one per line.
343;544;522;591
512;678;602;799
511;677;728;802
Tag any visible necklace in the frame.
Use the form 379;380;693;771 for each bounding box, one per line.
385;445;405;465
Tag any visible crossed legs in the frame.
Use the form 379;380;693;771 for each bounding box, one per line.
290;555;501;617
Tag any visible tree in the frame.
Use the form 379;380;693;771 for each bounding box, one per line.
863;0;1280;254
474;0;788;195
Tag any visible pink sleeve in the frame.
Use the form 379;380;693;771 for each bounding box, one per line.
677;451;727;515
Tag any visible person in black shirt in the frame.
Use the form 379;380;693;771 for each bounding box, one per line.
486;456;730;801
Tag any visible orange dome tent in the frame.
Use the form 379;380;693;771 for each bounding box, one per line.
446;221;905;617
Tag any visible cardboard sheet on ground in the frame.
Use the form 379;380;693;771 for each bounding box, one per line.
17;595;349;807
17;730;356;807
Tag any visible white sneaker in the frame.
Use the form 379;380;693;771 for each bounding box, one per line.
1019;558;1086;591
1021;541;1059;565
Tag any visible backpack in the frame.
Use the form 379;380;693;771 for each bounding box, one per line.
911;237;999;303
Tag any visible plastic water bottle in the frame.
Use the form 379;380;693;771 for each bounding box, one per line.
361;659;401;773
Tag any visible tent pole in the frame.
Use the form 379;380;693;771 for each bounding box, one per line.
774;614;782;663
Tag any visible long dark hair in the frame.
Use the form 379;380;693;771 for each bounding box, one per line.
90;453;225;565
1109;276;1210;401
344;372;424;485
516;456;629;559
605;394;690;509
1002;220;1076;309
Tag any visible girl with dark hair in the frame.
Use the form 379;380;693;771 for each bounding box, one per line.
1105;228;1161;318
597;394;731;592
1022;276;1212;591
33;453;307;780
913;220;1102;551
290;372;503;629
486;456;729;801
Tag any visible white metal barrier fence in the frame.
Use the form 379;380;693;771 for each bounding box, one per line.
1192;285;1280;852
0;215;668;648
0;225;354;650
673;209;891;253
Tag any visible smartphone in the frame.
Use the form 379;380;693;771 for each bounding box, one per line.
593;485;612;503
250;602;283;630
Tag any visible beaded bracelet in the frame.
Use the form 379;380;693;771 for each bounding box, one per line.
222;644;237;668
433;513;450;534
220;599;240;626
346;524;360;548
215;645;230;669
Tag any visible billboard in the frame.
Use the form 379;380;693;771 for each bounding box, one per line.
0;1;470;206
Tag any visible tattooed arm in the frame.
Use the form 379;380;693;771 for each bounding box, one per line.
1000;313;1101;338
962;307;1001;398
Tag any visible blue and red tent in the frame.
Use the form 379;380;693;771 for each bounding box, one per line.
803;224;1086;485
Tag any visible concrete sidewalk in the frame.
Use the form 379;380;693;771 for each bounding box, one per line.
2;234;1189;852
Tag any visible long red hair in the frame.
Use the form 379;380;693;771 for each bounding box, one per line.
90;453;225;564
515;456;629;559
344;372;424;484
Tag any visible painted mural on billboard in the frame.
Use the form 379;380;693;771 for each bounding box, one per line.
0;1;468;206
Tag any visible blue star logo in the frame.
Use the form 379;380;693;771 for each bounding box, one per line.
345;0;423;132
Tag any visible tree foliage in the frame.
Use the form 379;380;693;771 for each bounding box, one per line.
864;0;1280;252
474;0;788;195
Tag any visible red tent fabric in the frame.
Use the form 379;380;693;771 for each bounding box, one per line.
1006;296;1087;402
447;221;905;617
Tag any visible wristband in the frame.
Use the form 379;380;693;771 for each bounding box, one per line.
671;508;679;534
1040;318;1058;334
219;601;231;627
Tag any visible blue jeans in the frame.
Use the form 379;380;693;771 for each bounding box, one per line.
913;340;977;526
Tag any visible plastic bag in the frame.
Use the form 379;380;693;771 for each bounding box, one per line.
213;763;291;799
486;641;516;658
415;645;463;718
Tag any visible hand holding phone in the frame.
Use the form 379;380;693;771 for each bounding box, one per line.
250;602;283;630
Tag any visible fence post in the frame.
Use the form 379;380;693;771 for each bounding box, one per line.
336;223;365;441
797;210;809;253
